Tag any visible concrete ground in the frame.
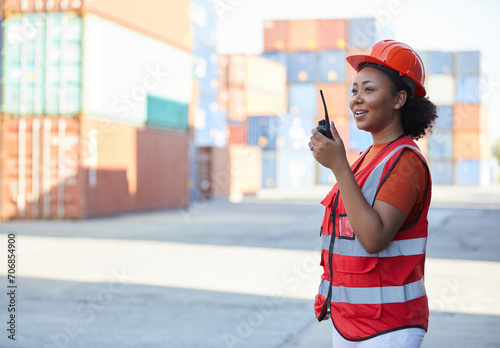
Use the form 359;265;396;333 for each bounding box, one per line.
0;185;499;348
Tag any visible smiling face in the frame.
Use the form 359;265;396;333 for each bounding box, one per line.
349;67;404;137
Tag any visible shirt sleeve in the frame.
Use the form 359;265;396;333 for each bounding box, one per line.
375;149;428;217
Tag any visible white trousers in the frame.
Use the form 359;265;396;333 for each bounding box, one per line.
332;327;426;348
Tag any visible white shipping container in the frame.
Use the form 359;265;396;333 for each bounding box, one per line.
83;15;193;125
426;75;455;105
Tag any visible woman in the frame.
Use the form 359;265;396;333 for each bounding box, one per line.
309;40;438;347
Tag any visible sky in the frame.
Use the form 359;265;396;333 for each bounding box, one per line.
215;0;500;144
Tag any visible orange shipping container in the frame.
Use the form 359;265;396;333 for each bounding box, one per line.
288;19;318;51
196;147;231;199
229;145;262;200
0;116;190;220
228;122;248;145
0;117;82;220
453;129;491;160
2;0;192;52
317;83;350;118
453;104;488;132
228;87;286;121
228;55;287;95
263;20;289;52
318;19;348;50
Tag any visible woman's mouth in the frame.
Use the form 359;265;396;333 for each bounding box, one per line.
354;110;368;119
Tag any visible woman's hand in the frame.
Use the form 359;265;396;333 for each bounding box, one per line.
309;121;350;175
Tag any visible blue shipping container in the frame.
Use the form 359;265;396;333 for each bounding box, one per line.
262;151;276;188
193;45;219;98
288;83;318;117
428;51;453;74
349;121;372;151
262;52;288;67
456;75;480;104
455;159;491;186
247;116;280;150
191;0;218;49
427;130;453;160
275;149;315;188
317;163;336;185
434;105;453;129
146;94;189;130
348;18;375;50
288;52;317;83
429;160;453;185
276;114;315;151
318;50;346;83
193;96;228;147
455;51;480;76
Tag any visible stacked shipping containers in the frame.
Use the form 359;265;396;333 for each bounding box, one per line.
425;50;491;185
0;0;193;219
263;19;492;187
263;18;375;185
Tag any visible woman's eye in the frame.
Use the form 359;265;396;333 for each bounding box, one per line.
351;89;358;94
365;87;373;92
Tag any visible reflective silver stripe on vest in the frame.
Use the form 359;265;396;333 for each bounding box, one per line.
321;234;427;257
362;145;421;206
319;278;426;304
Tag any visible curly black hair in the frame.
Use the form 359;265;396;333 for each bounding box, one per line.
387;76;438;141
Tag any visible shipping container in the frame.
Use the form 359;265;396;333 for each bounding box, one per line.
0;117;82;219
262;51;288;67
429;160;453;185
190;0;217;49
275;148;315;188
434;105;453;129
196;146;231;199
349;121;372;151
453;104;487;132
453;129;491;160
427;129;453;160
188;142;198;201
288;52;317;83
82;14;193;125
318;19;347;50
455;159;491;186
317;83;349;117
455;51;480;76
428;51;453;74
3;0;192;52
317;163;336;185
426;75;455;105
146;95;189;130
247;116;280;151
193;44;219;98
347;18;375;50
288;83;318;117
288;19;318;51
229;145;262;198
228;55;287;94
318;50;346;82
262;150;276;188
456;75;481;104
276;114;315;151
0;116;190;219
193;96;228;147
263;20;288;52
227;121;247;145
2;13;82;116
228;86;286;121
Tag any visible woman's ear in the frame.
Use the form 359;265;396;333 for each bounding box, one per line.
394;90;407;110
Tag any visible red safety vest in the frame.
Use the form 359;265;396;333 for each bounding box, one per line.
314;135;431;341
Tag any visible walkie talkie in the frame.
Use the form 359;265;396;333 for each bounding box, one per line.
316;90;333;139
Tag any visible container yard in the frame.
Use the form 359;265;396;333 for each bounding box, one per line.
0;3;495;219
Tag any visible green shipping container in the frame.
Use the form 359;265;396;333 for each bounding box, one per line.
146;94;189;130
1;13;82;116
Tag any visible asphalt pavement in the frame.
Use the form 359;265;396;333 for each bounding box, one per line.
0;185;499;348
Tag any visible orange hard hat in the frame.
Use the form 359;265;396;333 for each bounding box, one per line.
346;40;426;97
